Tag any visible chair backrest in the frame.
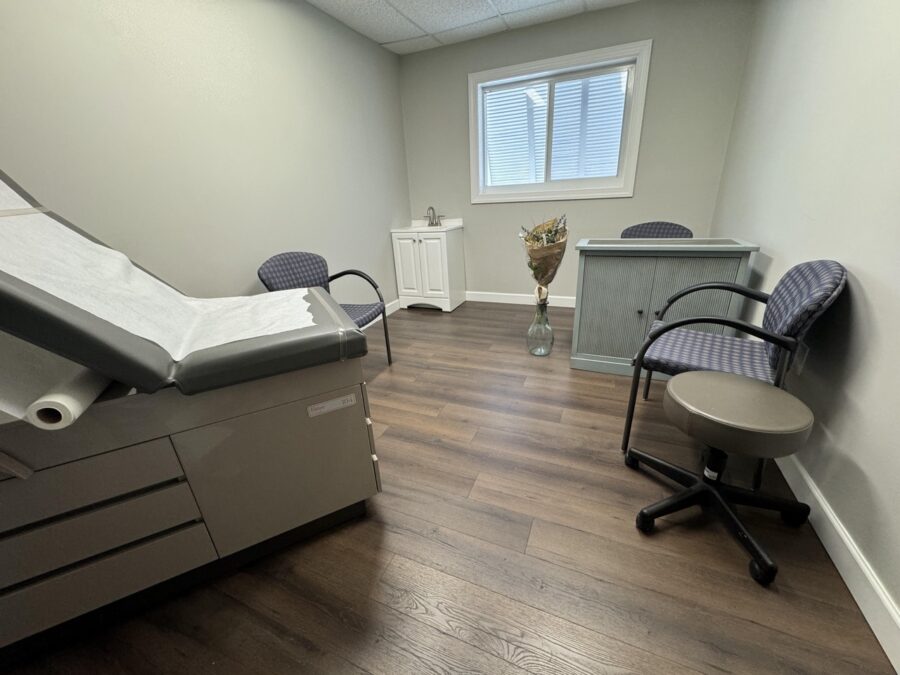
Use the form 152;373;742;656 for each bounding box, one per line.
762;260;847;368
258;252;330;292
621;221;693;239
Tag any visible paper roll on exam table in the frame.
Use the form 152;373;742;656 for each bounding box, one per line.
0;170;380;647
0;331;110;430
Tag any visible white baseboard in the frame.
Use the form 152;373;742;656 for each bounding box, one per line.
777;455;900;670
464;291;576;308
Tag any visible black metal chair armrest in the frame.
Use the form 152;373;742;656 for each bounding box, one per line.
633;316;796;366
657;282;770;320
622;316;795;453
328;269;385;304
328;268;394;364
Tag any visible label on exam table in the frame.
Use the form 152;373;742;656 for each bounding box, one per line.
308;393;357;418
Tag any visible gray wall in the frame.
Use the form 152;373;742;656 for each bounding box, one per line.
399;0;755;297
0;0;409;302
712;0;900;641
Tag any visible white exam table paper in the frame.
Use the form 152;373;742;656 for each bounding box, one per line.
0;178;30;211
0;212;315;361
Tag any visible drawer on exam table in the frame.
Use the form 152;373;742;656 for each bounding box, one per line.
0;523;216;647
0;436;217;648
0;437;184;534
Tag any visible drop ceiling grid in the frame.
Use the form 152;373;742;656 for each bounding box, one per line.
306;0;640;54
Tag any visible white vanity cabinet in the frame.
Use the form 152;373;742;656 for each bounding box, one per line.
391;219;466;312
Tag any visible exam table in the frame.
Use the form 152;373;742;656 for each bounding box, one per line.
0;171;381;647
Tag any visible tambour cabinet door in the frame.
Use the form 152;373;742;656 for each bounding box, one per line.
576;256;657;360
647;256;741;333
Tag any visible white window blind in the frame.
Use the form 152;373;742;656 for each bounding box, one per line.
483;83;548;186
482;68;628;188
550;70;628;181
469;41;652;203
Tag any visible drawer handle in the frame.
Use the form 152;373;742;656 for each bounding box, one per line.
636;309;644;315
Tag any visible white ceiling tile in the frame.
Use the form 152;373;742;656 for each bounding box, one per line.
434;16;508;45
388;0;499;34
310;0;642;54
382;35;442;54
503;0;584;29
584;0;641;10
493;0;560;13
306;0;423;43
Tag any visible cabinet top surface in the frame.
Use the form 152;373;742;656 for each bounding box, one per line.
576;237;759;253
392;218;463;233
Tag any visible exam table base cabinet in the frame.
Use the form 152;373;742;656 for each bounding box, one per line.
0;360;379;647
171;384;378;557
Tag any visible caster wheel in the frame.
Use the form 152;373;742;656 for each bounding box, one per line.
749;559;777;586
635;511;654;533
624;451;639;470
781;505;810;528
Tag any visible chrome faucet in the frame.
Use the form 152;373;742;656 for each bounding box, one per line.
424;206;442;227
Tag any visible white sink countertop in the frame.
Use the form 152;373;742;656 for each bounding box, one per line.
391;218;463;233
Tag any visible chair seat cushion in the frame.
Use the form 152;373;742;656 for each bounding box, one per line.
644;321;774;384
663;371;814;458
340;303;384;328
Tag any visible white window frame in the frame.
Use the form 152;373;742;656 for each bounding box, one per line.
468;40;652;204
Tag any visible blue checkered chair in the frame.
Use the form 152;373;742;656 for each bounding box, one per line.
258;252;392;364
621;221;693;238
621;260;847;483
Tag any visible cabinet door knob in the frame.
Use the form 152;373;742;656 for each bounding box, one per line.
636;309;644;315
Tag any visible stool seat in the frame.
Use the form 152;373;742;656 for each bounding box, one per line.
664;371;814;459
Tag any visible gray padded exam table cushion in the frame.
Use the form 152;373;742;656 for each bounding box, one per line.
0;171;365;394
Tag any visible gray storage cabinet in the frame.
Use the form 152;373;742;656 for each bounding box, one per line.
571;238;759;375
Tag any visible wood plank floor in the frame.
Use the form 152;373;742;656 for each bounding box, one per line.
8;302;892;674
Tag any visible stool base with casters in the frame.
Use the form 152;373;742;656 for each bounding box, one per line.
624;370;815;587
625;446;809;586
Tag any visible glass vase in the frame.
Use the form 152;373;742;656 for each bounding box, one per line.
527;300;554;356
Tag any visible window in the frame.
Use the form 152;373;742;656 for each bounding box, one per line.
469;40;652;203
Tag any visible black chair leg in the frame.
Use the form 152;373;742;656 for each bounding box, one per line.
621;358;644;452
382;310;393;365
642;369;653;400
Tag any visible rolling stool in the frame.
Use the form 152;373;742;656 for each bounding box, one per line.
624;371;814;586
